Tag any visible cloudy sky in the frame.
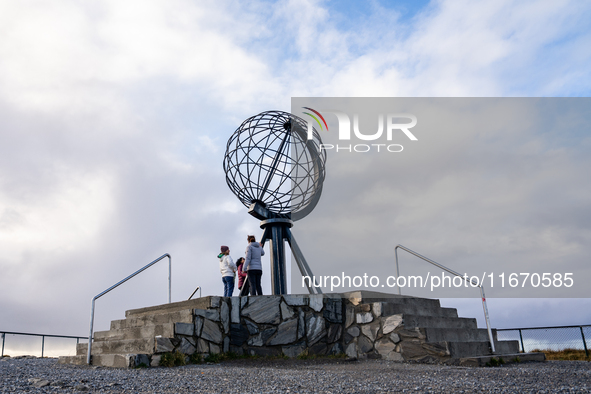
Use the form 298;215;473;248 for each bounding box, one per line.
1;0;591;353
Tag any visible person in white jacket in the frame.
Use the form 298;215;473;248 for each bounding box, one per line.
219;245;236;297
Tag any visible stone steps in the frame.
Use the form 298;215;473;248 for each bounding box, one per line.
94;323;175;342
110;309;193;330
448;340;520;358
124;297;213;318
403;314;477;330
379;302;459;318
58;291;540;368
77;338;155;355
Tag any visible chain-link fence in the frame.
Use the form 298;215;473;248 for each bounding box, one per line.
496;325;590;356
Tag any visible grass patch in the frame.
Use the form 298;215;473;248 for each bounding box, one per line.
485;357;505;367
159;351;186;367
532;348;590;361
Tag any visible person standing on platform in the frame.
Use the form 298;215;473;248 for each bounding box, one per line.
243;235;264;295
219;245;236;297
236;257;248;291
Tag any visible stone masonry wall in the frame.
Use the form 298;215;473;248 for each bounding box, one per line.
151;294;451;364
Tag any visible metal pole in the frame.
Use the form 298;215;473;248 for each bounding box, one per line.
87;298;96;365
41;336;44;358
394;247;401;295
2;333;4;357
580;326;589;357
86;253;171;365
479;286;495;354
519;329;525;352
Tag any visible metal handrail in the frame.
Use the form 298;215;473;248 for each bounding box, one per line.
87;253;171;365
394;245;496;353
497;324;590;356
1;331;87;358
188;286;201;300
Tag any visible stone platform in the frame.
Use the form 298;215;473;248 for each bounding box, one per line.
59;291;543;367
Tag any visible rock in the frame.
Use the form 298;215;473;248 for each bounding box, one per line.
179;338;196;355
261;328;276;344
382;314;403;334
248;347;281;357
306;314;326;345
230;324;249;347
155;337;175;353
245;320;259;335
29;379;50;388
282;341;306;358
242;297;281;324
347;326;360;337
356;312;373;324
221;301;230;334
231;297;241;323
323;298;343;323
74;384;89;391
372;302;382;317
399;340;425;360
375;338;396;358
151;355;161;367
201;319;222;344
328;342;343;355
223;336;230;353
197;338;209;353
361;322;379;342
390;333;401;343
175;322;194;336
248;328;276;346
358;335;373;354
134;354;150;367
345;341;358;358
268;319;298;345
280;301;295;320
210;343;220;354
309;294;324;312
397;327;425;340
327;324;342;343
283;295;307;306
309;341;328;355
210;297;221;308
297;310;305;340
248;334;263;347
195;316;204;336
229;346;244;356
194;308;220;322
344;332;354;344
241;297;248;308
355;304;371;313
345;307;355;328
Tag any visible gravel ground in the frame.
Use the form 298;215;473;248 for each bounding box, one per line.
1;356;590;393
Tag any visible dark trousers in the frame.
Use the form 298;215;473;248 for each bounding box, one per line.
222;276;235;297
247;270;263;295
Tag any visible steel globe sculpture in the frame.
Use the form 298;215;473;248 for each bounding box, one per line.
223;110;326;295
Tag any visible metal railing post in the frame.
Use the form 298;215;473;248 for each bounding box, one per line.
1;333;4;357
41;336;45;358
519;329;525;352
87;253;171;365
580;326;589;357
394;244;496;353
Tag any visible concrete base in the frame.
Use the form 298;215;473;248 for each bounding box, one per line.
60;291;536;368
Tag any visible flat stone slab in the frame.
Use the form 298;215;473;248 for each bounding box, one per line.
458;352;546;367
242;297;281;324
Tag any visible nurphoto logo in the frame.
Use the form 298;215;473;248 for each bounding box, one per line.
302;107;418;153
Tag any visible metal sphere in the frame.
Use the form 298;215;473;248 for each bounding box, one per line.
223;110;326;220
